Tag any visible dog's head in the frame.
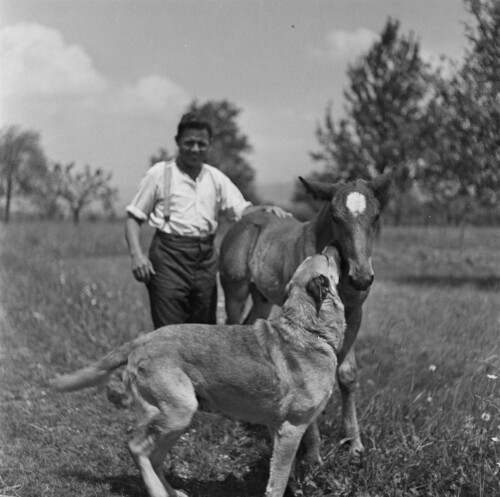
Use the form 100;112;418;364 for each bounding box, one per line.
283;245;344;319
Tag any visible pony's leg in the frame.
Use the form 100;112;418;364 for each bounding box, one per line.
243;285;274;325
266;422;308;497
337;346;364;457
222;279;250;324
298;422;323;465
335;306;364;457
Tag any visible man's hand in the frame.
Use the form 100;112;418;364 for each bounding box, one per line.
263;205;292;218
131;252;156;284
125;215;156;283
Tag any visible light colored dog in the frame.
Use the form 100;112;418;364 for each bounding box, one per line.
50;246;346;497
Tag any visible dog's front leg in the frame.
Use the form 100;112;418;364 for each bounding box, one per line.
265;421;307;497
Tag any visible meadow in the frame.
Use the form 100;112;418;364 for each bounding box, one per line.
0;221;499;497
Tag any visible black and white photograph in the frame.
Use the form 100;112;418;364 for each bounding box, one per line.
0;1;499;496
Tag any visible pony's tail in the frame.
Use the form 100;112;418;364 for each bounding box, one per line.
50;339;139;392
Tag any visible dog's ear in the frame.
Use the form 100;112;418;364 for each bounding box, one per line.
306;274;330;314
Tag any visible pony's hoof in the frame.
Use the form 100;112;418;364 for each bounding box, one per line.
303;451;323;466
175;491;190;497
348;442;364;464
284;481;297;497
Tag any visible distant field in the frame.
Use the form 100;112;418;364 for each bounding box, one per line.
1;221;499;497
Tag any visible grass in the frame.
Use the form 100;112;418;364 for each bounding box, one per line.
1;221;499;496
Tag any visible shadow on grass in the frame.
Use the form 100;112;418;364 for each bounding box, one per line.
390;274;500;290
65;455;293;497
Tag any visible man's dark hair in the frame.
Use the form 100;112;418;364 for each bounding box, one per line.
175;112;213;141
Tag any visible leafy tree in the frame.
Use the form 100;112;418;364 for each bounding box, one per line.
50;163;118;224
420;0;500;216
0;125;47;222
187;100;259;202
304;19;431;222
310;107;367;182
31;172;64;220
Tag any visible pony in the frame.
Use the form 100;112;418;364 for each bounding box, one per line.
219;174;392;458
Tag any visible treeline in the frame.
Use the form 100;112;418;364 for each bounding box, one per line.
0;100;258;224
0;125;118;224
294;0;500;226
1;0;499;225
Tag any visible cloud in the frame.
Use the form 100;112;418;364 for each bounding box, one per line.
420;48;458;78
116;75;191;116
310;28;378;62
0;22;191;121
0;22;108;98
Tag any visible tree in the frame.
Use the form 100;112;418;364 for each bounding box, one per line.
187;100;259;203
305;19;431;222
309;104;370;183
0;125;47;222
420;0;500;216
51;163;118;224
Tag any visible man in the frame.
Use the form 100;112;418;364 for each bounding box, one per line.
125;111;289;328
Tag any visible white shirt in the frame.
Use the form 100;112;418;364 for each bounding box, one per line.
126;160;252;237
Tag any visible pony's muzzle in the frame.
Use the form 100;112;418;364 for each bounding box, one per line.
348;272;374;291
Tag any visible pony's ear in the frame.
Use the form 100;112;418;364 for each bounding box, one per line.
369;173;393;210
306;274;330;314
299;177;335;201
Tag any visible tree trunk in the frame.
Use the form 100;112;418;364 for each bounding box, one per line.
393;204;403;226
3;172;13;223
72;208;80;224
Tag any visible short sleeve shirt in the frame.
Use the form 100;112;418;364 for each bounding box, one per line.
126;160;252;237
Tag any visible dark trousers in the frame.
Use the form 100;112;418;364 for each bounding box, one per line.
147;231;218;329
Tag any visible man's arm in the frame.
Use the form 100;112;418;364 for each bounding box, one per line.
243;204;291;218
125;214;156;283
214;168;291;220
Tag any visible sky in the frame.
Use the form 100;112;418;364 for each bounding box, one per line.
0;0;470;209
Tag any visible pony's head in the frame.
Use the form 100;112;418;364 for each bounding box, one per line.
300;174;392;292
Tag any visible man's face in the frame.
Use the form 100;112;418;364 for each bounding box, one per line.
176;128;210;169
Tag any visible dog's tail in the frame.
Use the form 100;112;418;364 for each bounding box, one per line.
50;338;140;392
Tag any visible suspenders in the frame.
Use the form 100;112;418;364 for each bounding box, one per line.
163;162;221;222
163;163;172;221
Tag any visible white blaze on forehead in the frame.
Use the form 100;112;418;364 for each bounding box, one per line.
346;192;366;216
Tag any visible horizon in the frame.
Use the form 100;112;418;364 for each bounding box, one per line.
1;1;469;211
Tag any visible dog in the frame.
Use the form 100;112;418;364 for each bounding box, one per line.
50;246;346;497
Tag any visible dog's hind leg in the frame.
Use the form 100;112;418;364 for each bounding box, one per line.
265;422;308;497
149;432;186;496
128;373;197;497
